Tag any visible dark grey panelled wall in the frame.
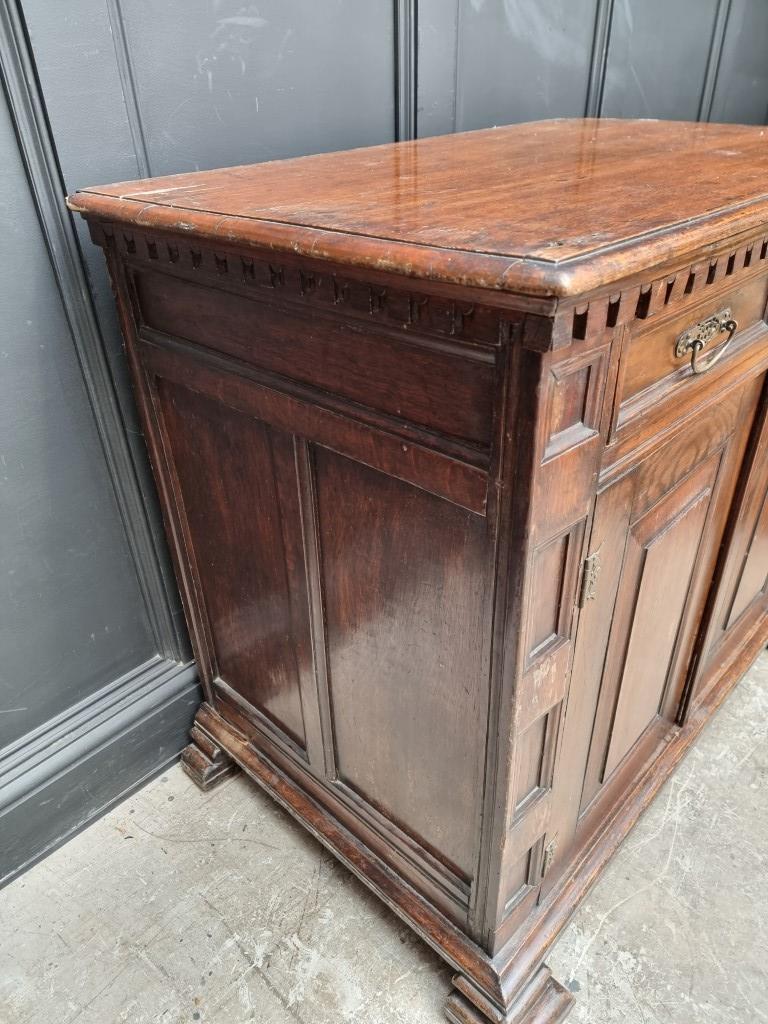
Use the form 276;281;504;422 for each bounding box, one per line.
418;0;768;135
1;0;766;884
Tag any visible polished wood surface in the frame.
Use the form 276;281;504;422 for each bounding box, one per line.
134;266;497;448
69;119;768;297
315;448;489;881
158;381;316;751
70;118;768;1024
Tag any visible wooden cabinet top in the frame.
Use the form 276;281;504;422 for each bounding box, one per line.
69;118;768;300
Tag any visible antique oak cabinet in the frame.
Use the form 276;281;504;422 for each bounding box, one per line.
69;120;768;1023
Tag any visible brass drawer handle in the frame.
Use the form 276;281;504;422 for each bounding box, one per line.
675;307;738;375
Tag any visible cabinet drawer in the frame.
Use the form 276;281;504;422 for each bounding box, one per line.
614;273;768;436
130;266;496;451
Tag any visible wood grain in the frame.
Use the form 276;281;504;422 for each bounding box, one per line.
69;119;768;298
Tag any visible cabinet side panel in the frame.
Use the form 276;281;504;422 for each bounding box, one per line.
156;379;309;749
313;446;489;880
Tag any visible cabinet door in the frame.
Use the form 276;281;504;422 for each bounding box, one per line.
544;382;758;876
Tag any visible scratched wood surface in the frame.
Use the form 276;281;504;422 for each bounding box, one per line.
69;119;768;297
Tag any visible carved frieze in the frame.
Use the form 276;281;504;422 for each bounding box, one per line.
94;222;512;349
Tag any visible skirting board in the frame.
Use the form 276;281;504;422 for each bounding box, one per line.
0;656;199;887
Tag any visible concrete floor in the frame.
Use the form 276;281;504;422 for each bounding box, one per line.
1;654;766;1024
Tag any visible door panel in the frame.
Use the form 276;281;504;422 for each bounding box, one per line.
586;454;717;799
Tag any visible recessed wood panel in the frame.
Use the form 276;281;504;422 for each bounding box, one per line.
527;534;569;658
156;379;309;749
500;791;552;919
544;349;605;461
514;715;548;813
580;452;722;805
550;363;590;434
726;490;768;628
602;475;712;779
526;522;584;663
502;849;532;914
544;379;759;885
691;380;768;682
314;446;489;879
140;336;488;517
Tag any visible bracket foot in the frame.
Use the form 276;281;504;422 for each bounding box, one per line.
180;723;238;790
445;965;573;1024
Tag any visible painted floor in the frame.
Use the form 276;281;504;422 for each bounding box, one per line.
1;653;766;1024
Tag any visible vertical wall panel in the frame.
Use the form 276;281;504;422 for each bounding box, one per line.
417;0;461;138
419;0;768;138
0;86;153;747
23;0;145;376
117;0;395;175
602;0;722;120
421;0;599;134
710;0;768;124
22;0;188;656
